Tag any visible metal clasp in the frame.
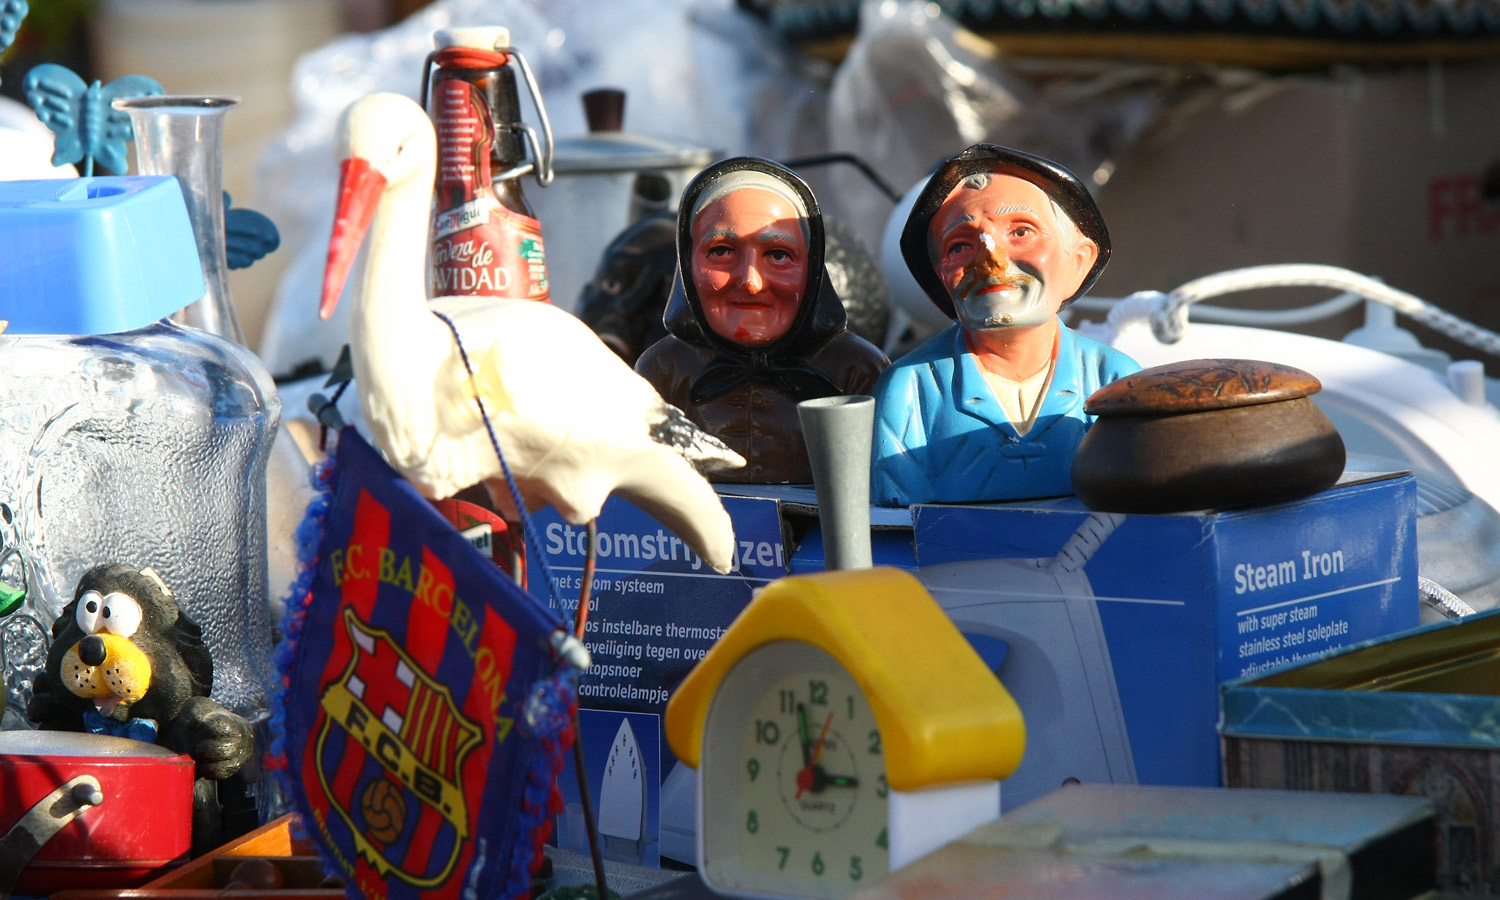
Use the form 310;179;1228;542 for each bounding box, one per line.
420;42;555;190
505;46;554;188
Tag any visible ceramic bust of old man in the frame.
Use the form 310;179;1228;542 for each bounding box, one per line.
870;144;1140;507
635;157;888;484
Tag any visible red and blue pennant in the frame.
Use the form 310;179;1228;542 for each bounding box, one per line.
276;429;572;900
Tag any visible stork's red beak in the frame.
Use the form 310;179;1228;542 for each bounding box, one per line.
321;156;387;320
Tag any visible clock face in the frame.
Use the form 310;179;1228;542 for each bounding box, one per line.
701;641;889;899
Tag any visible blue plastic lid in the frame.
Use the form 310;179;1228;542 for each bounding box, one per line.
0;176;206;335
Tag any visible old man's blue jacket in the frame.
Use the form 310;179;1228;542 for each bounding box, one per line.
870;319;1139;507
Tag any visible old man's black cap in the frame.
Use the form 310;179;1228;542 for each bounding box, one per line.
900;144;1111;320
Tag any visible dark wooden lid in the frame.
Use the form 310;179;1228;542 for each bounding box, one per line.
1084;358;1322;415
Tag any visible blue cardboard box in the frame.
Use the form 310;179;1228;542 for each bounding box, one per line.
530;472;1417;862
906;471;1419;809
526;493;789;866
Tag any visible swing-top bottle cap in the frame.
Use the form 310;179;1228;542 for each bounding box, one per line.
433;26;511;52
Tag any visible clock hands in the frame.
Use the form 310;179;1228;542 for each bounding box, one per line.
794;711;828;800
797;703;812;767
810;710;833;768
795;711;860;798
798;766;862;795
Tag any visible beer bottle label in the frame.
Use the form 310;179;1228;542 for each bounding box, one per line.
432;202;548;298
430;78;549;301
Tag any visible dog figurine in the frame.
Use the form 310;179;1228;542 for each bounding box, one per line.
28;563;255;853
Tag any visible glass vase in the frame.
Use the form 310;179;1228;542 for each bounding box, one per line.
115;95;246;345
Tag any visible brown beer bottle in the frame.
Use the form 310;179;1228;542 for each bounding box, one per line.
422;27;550;302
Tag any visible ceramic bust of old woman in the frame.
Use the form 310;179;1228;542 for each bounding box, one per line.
870;144;1140;507
635;157;888;484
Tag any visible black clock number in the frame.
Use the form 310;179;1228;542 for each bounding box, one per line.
867;729;881;755
808;679;828;705
776;846;790;870
876;827;888;850
875;773;887;798
850;856;863;881
811;852;825;876
747;810;759;833
756;720;780;745
746;758;759;782
846;695;854;720
779;689;795;714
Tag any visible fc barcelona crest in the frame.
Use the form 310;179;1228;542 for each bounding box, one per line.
316;609;483;886
278;431;572;900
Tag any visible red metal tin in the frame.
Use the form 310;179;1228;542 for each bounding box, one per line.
0;730;195;892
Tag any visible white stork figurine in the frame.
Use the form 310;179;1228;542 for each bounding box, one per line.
320;92;744;574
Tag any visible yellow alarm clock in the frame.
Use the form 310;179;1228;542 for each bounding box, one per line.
666;567;1026;899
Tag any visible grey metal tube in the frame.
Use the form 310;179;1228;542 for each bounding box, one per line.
798;395;875;571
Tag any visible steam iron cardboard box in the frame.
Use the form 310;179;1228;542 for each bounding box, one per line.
909;471;1418;809
525;493;789;867
525;472;1417;864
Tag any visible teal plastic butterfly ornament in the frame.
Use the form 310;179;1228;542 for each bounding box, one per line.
0;1;28;76
224;192;281;270
23;64;164;176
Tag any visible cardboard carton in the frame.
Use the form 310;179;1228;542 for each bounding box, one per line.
1095;62;1500;356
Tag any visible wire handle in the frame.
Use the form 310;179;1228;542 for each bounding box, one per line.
508;47;554;187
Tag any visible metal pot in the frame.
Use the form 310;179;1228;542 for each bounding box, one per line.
1072;359;1346;514
0;730;194;894
529;89;717;314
